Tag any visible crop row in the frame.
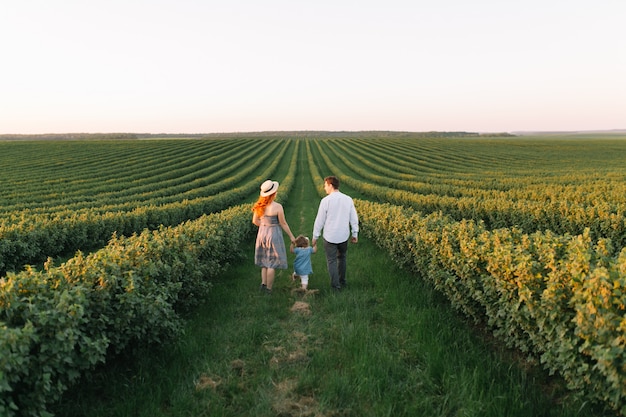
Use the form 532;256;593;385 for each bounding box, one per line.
0;139;301;417
356;199;626;415
311;138;626;251
306;136;626;413
331;137;626;201
2;135;625;415
0;204;255;417
0;139;297;274
1;139;260;216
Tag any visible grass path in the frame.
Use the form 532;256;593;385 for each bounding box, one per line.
54;162;603;416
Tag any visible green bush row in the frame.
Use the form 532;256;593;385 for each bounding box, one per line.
356;199;626;415
0;138;253;215
0;141;291;274
0;204;255;417
313;139;626;251
0;139;300;417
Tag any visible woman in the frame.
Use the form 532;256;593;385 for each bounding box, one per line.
252;179;296;294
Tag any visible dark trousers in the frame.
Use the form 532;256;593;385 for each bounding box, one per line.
323;238;349;289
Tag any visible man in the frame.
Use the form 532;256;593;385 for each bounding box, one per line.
312;176;359;291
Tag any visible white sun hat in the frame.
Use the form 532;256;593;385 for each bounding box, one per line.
260;180;279;197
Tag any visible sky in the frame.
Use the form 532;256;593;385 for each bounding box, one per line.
2;0;625;134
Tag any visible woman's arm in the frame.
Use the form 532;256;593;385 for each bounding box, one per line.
276;204;296;243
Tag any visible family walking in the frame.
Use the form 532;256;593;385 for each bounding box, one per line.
252;176;359;294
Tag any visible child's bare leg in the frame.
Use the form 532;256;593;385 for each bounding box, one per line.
301;275;309;290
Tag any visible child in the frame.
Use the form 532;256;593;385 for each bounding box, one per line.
290;235;317;290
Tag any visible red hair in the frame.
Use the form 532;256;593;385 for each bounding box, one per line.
252;193;275;217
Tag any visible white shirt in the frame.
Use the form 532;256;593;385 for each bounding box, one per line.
313;190;359;244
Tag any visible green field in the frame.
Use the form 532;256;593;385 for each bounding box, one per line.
1;133;625;416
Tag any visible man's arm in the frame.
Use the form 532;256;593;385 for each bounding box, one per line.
312;199;327;245
349;201;358;243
